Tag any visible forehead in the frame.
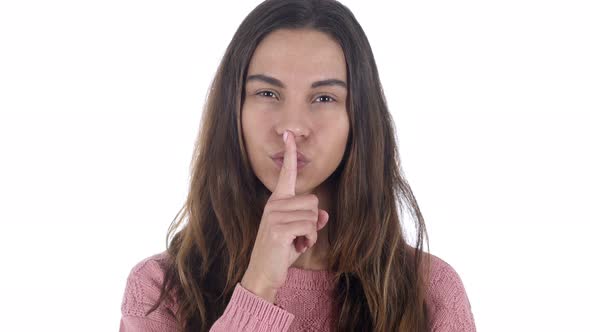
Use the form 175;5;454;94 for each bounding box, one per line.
247;29;347;84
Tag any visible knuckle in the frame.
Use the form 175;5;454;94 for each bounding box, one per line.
307;210;317;220
309;194;319;205
269;226;282;242
265;199;278;210
308;220;316;231
267;211;281;222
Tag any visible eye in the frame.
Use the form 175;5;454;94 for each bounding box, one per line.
255;91;336;103
256;90;279;100
315;95;336;103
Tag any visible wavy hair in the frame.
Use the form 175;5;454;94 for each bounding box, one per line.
147;0;432;330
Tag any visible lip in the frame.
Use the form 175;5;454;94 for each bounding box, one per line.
272;157;309;171
270;151;310;162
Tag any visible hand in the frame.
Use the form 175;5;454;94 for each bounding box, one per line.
240;130;329;303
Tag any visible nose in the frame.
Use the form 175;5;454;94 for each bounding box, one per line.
277;127;308;144
276;103;311;142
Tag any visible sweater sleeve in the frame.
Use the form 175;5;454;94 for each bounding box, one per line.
120;253;294;332
427;255;477;332
209;282;294;331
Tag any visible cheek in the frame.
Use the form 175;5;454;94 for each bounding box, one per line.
241;108;264;144
241;110;258;165
318;128;349;163
241;108;272;168
318;115;349;143
241;107;254;132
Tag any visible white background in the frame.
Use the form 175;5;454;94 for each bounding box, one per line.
1;1;588;331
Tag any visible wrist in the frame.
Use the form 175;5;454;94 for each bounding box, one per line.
240;273;278;304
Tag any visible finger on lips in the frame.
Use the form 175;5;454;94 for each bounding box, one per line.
272;130;297;200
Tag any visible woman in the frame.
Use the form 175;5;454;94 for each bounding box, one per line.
119;0;476;331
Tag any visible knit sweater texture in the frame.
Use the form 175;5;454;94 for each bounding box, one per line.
119;251;476;331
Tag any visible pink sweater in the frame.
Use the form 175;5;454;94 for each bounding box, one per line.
119;251;476;331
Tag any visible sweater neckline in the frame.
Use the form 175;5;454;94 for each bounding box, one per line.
284;266;335;291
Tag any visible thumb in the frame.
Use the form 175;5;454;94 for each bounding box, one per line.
317;210;329;230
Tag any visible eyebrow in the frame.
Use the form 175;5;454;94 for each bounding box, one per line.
246;74;347;89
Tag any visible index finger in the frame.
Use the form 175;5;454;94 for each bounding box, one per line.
271;130;297;199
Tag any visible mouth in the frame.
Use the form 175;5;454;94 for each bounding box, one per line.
271;157;309;171
270;151;310;163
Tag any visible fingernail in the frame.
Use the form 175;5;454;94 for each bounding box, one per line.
283;131;288;143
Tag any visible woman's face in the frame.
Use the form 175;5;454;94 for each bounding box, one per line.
241;28;349;195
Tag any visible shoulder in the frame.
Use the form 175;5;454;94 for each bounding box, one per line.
120;251;178;323
126;251;172;289
425;253;477;331
425;253;470;306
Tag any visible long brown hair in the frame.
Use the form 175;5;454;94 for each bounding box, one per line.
147;0;432;330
